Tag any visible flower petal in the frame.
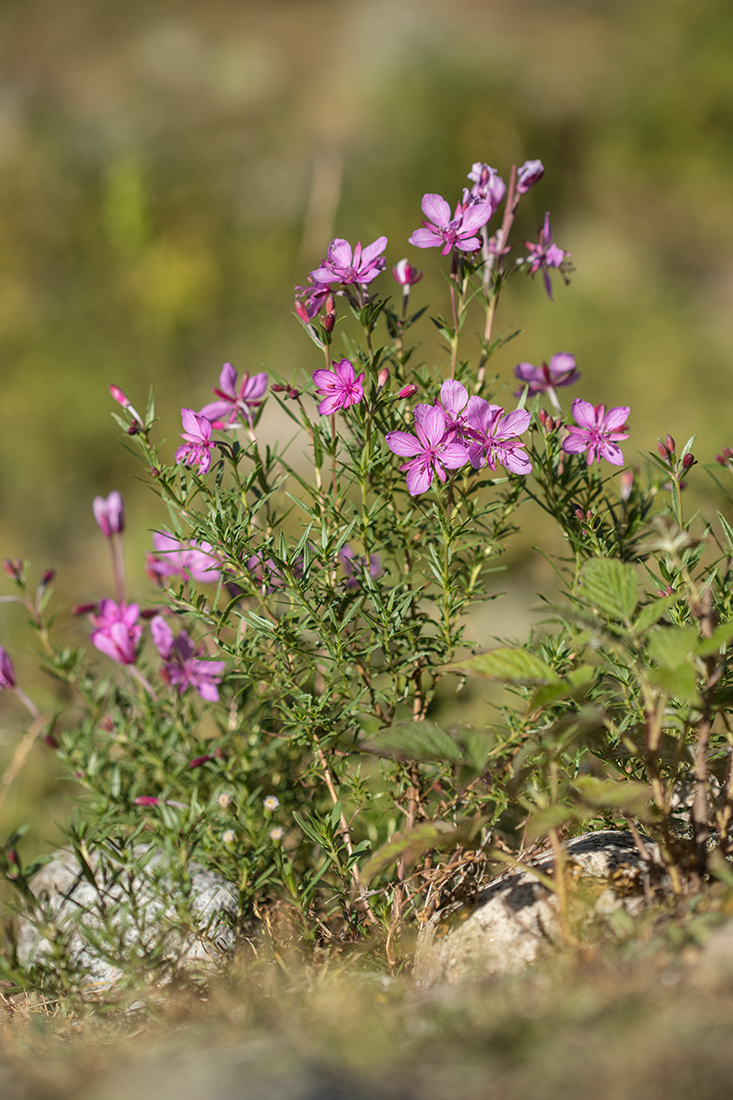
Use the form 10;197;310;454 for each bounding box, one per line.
386;430;423;457
421;194;451;226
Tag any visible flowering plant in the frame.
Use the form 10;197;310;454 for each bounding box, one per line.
2;156;733;994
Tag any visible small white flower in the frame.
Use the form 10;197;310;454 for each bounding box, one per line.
269;827;284;842
263;795;280;812
217;793;231;809
222;829;236;845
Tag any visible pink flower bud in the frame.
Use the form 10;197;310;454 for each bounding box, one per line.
0;646;16;689
574;507;586;522
109;384;130;408
39;569;55;588
397;384;418;399
681;453;695;471
619;468;634;502
657;440;670;460
392;259;423;286
288;388;300;400
2;558;23;581
321;312;335;333
665;434;676;455
93;491;125;538
516;159;545;194
377;367;389;389
72;602;99;616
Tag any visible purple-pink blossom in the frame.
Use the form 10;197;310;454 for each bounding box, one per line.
339;546;382;589
93;491;125;538
295;275;333;322
312;358;364;415
146;533;222;585
392;258;423;286
513;353;580;411
199;363;268;428
515;159;545;194
465;163;506;213
386;405;469;496
151;615;225;702
89;600;143;665
562;399;630;466
521;213;571;299
409;193;494;256
0;646;16;689
175;409;214;475
464;399;533;475
310;236;388;287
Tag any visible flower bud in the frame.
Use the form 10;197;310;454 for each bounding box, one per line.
392;259;422;286
127;421;139;436
72;602;99;616
109;384;130;408
574;507;586;522
39;569;55;589
2;558;23;581
294;300;311;324
681;452;695;471
321;311;335;333
377;367;389;389
397;384;418;400
288;388;300;400
93;491;124;538
665;434;676;455
0;647;16;689
271;383;286;392
619;468;634;502
657;440;670;460
150;466;160;478
516;159;545;194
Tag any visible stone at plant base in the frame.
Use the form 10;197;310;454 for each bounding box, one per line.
414;830;665;986
15;844;239;990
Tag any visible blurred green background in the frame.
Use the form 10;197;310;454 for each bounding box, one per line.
1;0;732;851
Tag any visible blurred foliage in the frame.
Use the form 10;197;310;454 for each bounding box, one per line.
1;0;733;849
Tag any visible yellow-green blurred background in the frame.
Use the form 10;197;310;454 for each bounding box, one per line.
1;0;732;851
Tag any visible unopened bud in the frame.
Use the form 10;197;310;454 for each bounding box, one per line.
397;384;418;400
150;466;160;478
392;259;423;287
71;603;98;616
43;733;59;748
619;468;634;502
271;383;286;392
325;294;335;315
109;384;130;408
321;312;335;333
377;367;389;389
681;452;695;471
127;421;139;436
288;388;300;400
2;559;23;581
665;434;676;455
574;507;586;522
657;440;670;460
39;569;55;588
538;408;549;428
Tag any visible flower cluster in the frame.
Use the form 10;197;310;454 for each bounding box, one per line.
386;381;532;495
296;236;388;321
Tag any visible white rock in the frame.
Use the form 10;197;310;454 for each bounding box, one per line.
15;844;239;989
414;830;664;986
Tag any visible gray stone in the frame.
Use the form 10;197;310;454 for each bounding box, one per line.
414;830;665;985
15;844;239;989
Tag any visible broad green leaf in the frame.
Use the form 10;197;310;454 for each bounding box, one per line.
633;594;680;635
580;557;638;622
526;666;596;712
364;817;484;880
447;647;561;685
572;776;653;817
454;726;495;773
695;621;733;657
647;625;699;669
360;720;462;763
525;804;579;841
648;665;700;704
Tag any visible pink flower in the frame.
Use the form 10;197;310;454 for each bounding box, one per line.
199;363;268;428
89;600;142;665
0;646;16;689
92;491;125;538
409;193;493;256
465;163;506;212
521;213;571;299
386;405;469;495
151;615;226;702
562;399;630;466
515;159;545;194
513;353;580;411
392;259;423;286
146;533;222;584
464;399;533;475
175;409;214;475
294;275;333;322
312;358;364;415
310;236;388;287
339;546;382;590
